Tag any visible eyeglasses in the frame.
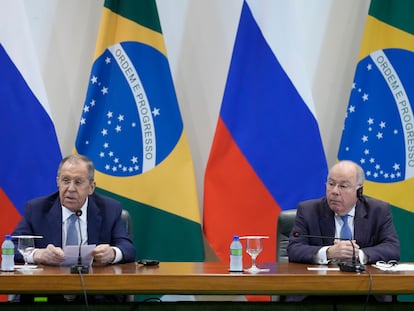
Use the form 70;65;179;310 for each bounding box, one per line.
59;177;90;187
375;260;398;269
326;180;358;192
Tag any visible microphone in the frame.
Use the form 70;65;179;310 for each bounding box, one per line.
293;232;365;272
70;210;89;274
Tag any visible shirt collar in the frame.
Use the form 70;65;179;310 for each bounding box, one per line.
336;205;356;218
62;197;88;222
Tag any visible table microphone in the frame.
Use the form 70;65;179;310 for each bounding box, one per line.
70;210;89;274
293;232;365;272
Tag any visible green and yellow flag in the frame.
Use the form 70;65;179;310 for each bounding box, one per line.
338;0;414;264
74;0;204;261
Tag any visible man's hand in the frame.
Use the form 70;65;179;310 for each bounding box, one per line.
33;244;65;265
92;244;115;265
327;240;360;261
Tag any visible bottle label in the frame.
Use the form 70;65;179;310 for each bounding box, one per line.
2;248;14;255
230;249;242;256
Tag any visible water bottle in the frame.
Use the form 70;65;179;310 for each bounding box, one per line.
1;234;15;271
229;235;243;272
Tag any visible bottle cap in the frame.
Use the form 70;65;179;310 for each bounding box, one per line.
233;235;239;240
5;234;11;239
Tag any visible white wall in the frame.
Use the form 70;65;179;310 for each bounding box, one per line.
23;0;370;216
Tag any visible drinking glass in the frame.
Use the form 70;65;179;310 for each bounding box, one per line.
246;237;263;273
17;236;35;270
240;236;270;273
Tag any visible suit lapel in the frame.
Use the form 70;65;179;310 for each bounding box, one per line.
87;195;102;244
354;201;368;244
46;199;63;247
319;201;336;239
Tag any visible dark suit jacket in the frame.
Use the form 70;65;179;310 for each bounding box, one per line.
12;191;136;263
287;197;400;264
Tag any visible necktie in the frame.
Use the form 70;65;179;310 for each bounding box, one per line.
340;215;352;240
66;214;79;246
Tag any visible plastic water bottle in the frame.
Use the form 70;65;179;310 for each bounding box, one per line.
1;234;15;271
229;235;243;272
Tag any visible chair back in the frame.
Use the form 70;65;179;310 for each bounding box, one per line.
276;209;297;262
121;209;133;239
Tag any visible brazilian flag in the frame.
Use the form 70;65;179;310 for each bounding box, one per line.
338;0;414;300
74;0;204;262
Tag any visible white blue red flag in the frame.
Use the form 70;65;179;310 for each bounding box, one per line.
0;0;62;241
204;0;328;265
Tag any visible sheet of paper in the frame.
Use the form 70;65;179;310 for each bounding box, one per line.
307;266;340;271
372;263;414;271
62;244;96;266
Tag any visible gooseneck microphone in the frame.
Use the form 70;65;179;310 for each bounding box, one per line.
293;232;365;272
70;210;89;274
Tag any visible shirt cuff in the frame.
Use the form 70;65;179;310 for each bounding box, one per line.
26;248;37;264
111;246;123;263
314;246;330;264
358;250;367;264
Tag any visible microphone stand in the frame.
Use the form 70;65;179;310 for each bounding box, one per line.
71;210;89;274
294;232;365;272
337;239;365;272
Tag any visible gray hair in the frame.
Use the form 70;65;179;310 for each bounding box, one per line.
57;154;95;182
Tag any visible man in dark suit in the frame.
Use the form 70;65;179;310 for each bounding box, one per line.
287;160;399;265
11;154;136;303
286;160;399;303
12;154;135;265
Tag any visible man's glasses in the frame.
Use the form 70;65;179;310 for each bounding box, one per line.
59;177;90;187
326;180;358;192
375;260;398;269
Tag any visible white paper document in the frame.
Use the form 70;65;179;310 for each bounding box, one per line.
62;244;96;266
372;263;414;271
307;266;340;271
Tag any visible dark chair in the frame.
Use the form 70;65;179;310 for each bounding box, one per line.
121;209;134;302
276;209;297;262
272;209;297;302
121;209;132;239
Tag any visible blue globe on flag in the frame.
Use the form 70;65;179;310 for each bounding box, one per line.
338;48;414;183
75;41;183;177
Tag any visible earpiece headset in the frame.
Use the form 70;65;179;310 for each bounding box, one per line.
356;186;363;200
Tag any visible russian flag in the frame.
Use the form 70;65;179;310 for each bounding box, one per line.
203;0;328;266
0;0;62;241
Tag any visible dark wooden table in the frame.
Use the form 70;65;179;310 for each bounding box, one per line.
0;262;412;295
